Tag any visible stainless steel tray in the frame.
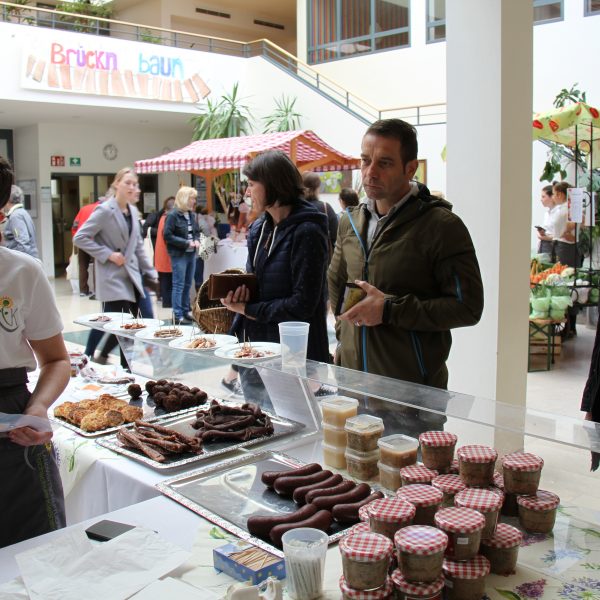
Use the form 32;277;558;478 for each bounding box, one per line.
95;408;305;469
156;451;358;557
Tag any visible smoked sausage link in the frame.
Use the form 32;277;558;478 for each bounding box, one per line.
312;482;371;512
270;509;333;548
261;463;322;488
292;473;343;505
247;503;318;539
305;479;356;504
332;491;385;524
274;469;332;497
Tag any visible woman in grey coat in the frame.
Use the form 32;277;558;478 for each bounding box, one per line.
73;167;158;367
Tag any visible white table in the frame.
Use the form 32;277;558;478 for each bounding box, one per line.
203;240;248;280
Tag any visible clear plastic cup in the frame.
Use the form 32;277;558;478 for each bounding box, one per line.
278;321;310;368
282;527;328;600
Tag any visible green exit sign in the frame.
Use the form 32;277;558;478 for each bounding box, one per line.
69;157;81;167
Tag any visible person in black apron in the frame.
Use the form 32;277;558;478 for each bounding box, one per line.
0;156;69;547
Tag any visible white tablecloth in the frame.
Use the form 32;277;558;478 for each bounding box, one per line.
203;240;248;280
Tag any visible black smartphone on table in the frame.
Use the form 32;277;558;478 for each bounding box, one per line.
85;519;136;542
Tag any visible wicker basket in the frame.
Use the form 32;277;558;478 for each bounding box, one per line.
192;268;244;334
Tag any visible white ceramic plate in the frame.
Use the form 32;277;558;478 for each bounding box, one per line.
134;325;197;341
214;342;281;362
103;318;163;331
168;334;239;351
77;312;135;324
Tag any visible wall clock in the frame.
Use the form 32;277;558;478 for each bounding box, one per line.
103;143;118;161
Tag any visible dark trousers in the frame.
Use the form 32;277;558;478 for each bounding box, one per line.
78;249;93;295
159;272;173;308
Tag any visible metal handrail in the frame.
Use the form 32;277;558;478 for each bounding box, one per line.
0;0;447;125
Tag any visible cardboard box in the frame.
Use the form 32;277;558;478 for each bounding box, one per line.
213;541;285;585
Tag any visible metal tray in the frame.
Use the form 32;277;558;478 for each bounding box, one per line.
156;451;358;557
95;408;305;469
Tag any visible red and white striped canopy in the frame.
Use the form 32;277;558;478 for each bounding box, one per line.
135;130;360;174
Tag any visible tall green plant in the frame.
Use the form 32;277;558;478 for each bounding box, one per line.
56;0;113;33
262;95;302;133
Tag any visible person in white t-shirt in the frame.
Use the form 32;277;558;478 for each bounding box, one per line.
536;184;555;254
0;155;70;547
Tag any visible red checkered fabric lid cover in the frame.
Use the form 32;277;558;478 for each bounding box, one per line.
486;486;505;502
394;525;448;555
367;498;416;523
443;555;491;580
517;489;560;511
502;451;544;472
396;484;443;507
348;522;371;536
455;488;503;512
449;459;459;474
359;503;371;522
481;523;522;549
400;465;438;483
493;471;505;489
339;575;393;599
457;444;498;464
339;531;393;562
434;506;485;533
432;474;466;494
391;570;445;595
419;430;458;447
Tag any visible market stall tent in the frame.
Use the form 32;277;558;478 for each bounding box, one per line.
135;130;360;212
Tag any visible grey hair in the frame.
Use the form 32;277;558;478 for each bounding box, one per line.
10;185;23;204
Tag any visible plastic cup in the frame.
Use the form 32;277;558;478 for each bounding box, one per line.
282;527;328;600
278;321;309;368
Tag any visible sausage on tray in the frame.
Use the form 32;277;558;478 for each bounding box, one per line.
274;469;333;497
247;503;318;539
332;491;385;524
270;509;333;548
305;479;357;504
292;473;343;505
261;463;322;488
312;483;371;512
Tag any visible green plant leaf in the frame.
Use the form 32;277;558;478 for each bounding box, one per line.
209;526;228;539
494;590;523;600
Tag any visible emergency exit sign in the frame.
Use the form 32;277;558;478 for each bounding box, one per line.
69;157;81;167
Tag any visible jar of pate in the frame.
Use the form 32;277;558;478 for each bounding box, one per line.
339;575;393;600
480;523;522;575
348;521;372;536
454;488;503;540
391;570;444;600
448;459;459;474
418;431;458;471
400;465;438;487
442;555;490;600
346;447;381;481
501;451;544;495
345;414;385;452
378;434;419;469
434;506;485;561
320;396;358;427
367;497;416;540
394;525;448;583
358;496;384;523
322;422;348;447
517;490;560;534
432;474;466;507
395;484;443;526
457;444;498;487
340;531;393;591
378;461;402;492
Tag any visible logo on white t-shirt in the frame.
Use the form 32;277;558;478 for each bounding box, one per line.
0;295;18;332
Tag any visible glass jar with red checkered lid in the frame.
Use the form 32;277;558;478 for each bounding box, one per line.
501;451;544;495
391;570;445;600
431;474;466;507
366;497;416;540
454;488;503;540
517;489;560;534
394;525;448;583
456;444;498;487
433;506;485;561
399;464;438;487
339;574;393;600
419;430;458;471
480;523;522;575
339;531;394;591
442;555;490;600
395;484;444;527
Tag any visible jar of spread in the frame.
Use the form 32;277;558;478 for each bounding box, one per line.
418;431;458;471
378;434;418;468
517;490;560;534
448;459;459;474
442;555;490;600
457;444;498;487
391;570;444;600
345;415;384;452
339;531;393;591
431;474;466;508
400;465;437;487
395;484;443;526
322;422;348;447
378;461;402;492
367;497;416;540
454;488;503;540
346;447;380;481
501;451;544;495
321;396;359;427
339;575;393;600
348;521;371;536
323;442;347;469
394;525;448;583
434;507;485;561
480;523;522;575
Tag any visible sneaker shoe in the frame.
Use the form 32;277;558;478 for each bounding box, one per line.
88;294;96;300
185;311;195;321
313;384;338;397
221;377;243;397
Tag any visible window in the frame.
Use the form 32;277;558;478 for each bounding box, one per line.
307;0;410;65
426;0;445;43
533;0;563;24
585;0;600;15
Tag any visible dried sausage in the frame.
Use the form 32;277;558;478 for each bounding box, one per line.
312;482;371;511
292;473;343;504
332;491;385;524
247;503;318;539
261;463;322;488
305;480;356;504
270;510;333;548
274;469;332;497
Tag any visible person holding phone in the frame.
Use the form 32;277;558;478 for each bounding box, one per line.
536;184;555;255
0;155;70;547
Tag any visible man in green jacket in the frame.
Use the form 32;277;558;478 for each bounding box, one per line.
328;119;483;393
